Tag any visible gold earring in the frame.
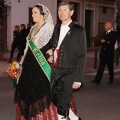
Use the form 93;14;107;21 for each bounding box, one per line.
40;16;44;20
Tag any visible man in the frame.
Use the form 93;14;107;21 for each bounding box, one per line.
47;1;87;120
92;22;118;85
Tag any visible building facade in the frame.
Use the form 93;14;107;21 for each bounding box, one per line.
5;0;116;50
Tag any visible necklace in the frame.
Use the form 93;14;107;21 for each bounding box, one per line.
34;22;46;35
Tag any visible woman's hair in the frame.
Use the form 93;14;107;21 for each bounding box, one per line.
20;24;26;29
58;1;74;11
15;25;20;32
34;5;44;15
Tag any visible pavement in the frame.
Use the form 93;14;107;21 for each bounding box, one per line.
0;50;120;120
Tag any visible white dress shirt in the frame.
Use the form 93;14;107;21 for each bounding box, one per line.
54;20;71;63
106;29;111;34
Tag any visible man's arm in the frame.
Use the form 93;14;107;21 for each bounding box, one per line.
75;28;87;83
46;26;56;63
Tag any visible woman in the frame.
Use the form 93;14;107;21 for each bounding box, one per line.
14;4;57;120
15;4;77;120
8;25;22;63
20;24;27;56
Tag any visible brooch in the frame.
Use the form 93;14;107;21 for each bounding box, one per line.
67;31;70;35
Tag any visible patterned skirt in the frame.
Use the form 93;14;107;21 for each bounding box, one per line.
16;95;77;120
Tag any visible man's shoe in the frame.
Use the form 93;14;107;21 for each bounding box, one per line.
91;80;100;85
78;117;82;120
58;114;68;120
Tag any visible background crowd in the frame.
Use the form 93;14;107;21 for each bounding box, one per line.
7;22;33;63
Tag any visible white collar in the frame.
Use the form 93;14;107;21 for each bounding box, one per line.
61;20;72;28
106;29;112;34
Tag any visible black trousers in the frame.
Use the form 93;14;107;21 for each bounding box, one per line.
94;56;114;83
50;67;75;117
10;43;22;60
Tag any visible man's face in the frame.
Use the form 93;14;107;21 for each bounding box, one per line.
104;22;112;31
58;5;74;22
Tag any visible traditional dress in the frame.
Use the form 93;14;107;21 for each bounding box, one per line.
14;21;59;119
14;4;77;120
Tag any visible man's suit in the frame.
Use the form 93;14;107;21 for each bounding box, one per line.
50;21;87;116
94;30;118;84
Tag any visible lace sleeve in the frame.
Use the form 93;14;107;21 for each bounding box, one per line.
19;39;29;65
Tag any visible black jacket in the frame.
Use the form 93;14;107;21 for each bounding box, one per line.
50;21;87;83
100;30;118;58
13;31;21;46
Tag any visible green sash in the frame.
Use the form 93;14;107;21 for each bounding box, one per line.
28;38;51;81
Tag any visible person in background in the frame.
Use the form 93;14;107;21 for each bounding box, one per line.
91;22;118;85
8;25;22;63
20;24;27;55
26;22;33;36
47;1;87;120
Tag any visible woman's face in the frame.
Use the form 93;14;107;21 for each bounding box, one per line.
32;7;43;23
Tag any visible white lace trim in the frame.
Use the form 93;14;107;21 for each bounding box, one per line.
33;23;54;49
19;23;54;65
37;4;53;24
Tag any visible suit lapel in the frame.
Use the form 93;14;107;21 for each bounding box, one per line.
56;24;61;45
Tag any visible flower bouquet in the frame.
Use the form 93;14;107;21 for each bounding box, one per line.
7;61;22;88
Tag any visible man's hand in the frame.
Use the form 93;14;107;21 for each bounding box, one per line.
46;49;53;63
101;39;105;43
72;82;81;89
46;49;53;55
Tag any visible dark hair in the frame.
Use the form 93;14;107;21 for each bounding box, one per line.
34;5;44;15
58;1;74;11
20;24;26;29
15;25;20;32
